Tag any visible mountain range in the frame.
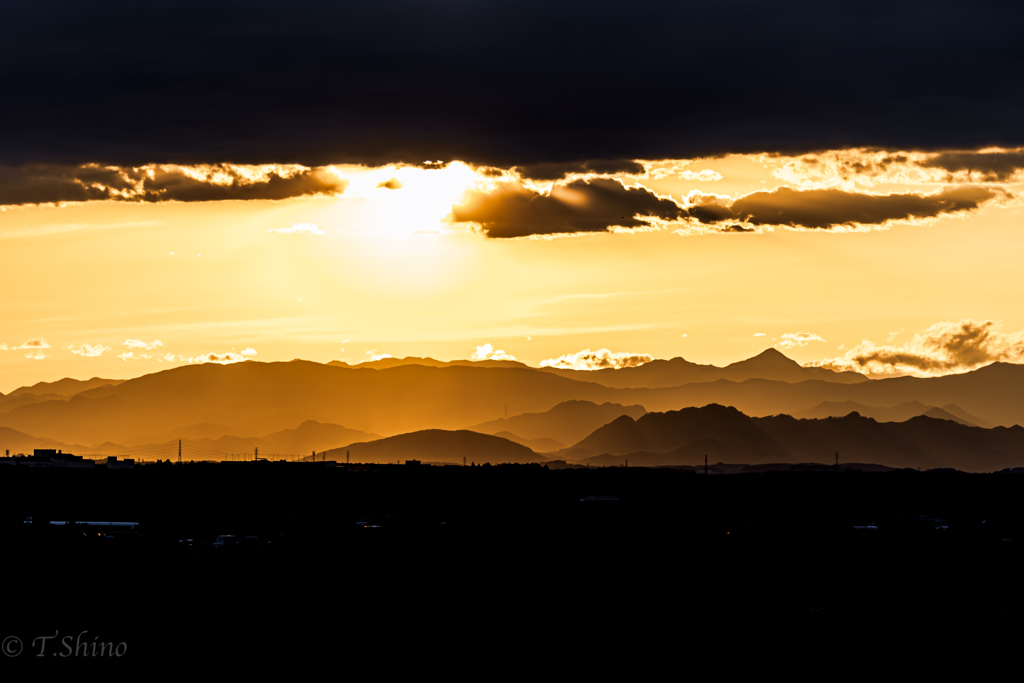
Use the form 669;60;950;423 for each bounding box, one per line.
568;404;1024;472
1;349;1022;470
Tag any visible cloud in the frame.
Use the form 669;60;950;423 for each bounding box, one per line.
0;343;7;350
24;352;48;360
118;351;154;360
453;177;1007;239
15;337;50;350
376;178;403;190
921;149;1024;182
687;186;1005;230
808;319;1024;378
0;164;345;206
451;178;686;238
776;332;825;349
650;165;723;182
267;223;324;235
364;350;392;362
540;348;653;371
514;160;646;181
163;353;177;362
471;343;516;362
3;4;1024;171
241;348;257;357
186;351;251;364
124;339;163;350
753;333;765;337
67;343;110;357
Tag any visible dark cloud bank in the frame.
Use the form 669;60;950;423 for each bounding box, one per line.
453;181;1004;238
0;165;343;205
1;1;1022;169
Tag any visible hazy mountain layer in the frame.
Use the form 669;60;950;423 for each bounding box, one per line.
468;400;647;445
491;431;566;452
0;355;1021;447
6;377;123;398
794;401;988;427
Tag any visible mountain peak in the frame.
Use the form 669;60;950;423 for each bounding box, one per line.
730;347;799;368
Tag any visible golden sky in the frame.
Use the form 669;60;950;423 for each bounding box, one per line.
2;149;1023;393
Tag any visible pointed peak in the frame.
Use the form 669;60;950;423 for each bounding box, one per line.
732;347;799;367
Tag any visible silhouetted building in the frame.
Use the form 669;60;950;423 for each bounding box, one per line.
0;449;94;468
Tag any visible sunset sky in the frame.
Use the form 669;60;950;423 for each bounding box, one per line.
2;1;1023;393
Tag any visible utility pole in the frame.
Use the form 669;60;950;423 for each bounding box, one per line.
254;447;258;462
178;439;181;465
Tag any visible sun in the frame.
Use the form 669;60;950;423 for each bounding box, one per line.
327;161;488;238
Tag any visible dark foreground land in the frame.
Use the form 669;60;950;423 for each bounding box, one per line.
3;462;1023;665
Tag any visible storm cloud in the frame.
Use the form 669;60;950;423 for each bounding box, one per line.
1;2;1022;168
0;164;344;206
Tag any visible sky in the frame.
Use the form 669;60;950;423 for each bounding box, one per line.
2;1;1023;392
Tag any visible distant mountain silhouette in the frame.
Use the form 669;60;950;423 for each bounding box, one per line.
128;420;380;459
0;426;117;457
491;431;566;452
327;349;865;387
0;361;619;445
468;400;647;445
0;392;72;413
920;407;978;427
537;348;867;388
569;404;1024;471
328;357;529;371
320;429;544;465
571;404;788;461
6;377;123;398
3;358;1023;447
794;400;986;427
937;404;990;428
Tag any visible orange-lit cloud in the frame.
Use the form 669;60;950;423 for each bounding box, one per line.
124;339;163;350
186;350;253;364
67;343;110;357
808;319;1024;377
776;332;825;349
376;178;403;190
540;348;653;370
471;343;516;361
14;338;50;350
